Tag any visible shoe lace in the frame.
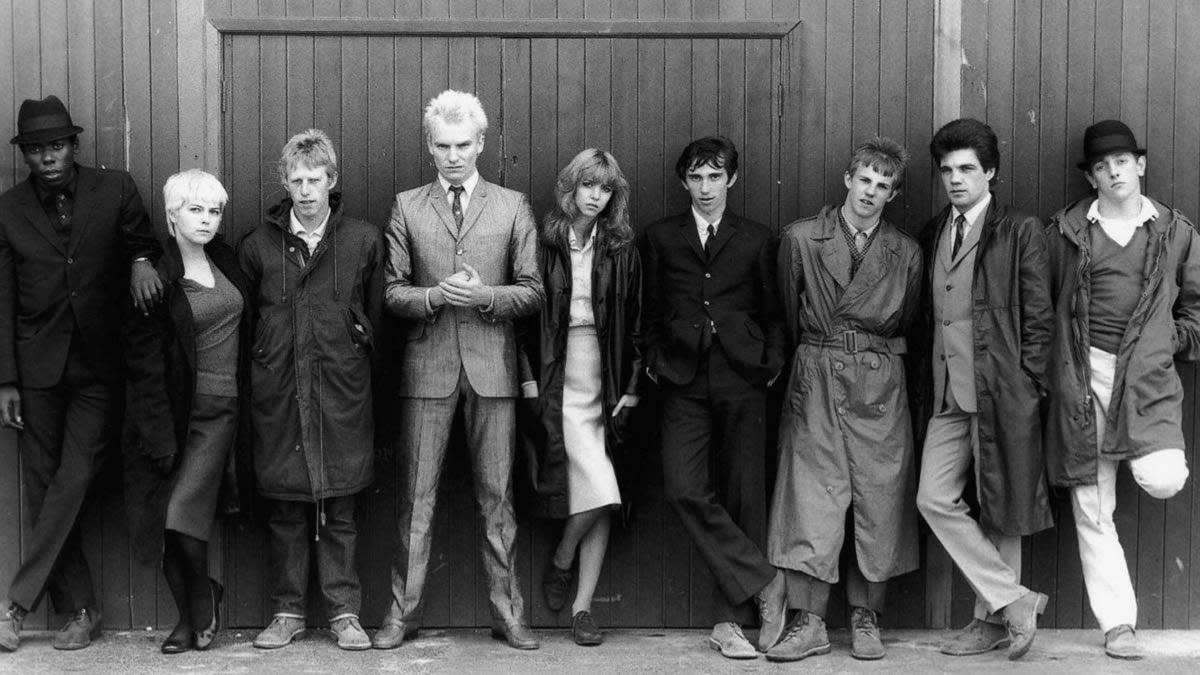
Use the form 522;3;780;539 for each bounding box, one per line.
779;615;807;643
59;609;87;631
852;609;877;634
731;623;749;642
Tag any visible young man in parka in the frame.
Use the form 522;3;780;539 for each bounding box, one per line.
239;129;383;651
765;138;922;663
913;118;1054;661
1044;120;1197;660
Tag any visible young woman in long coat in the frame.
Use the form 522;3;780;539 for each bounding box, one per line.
123;169;253;653
520;149;642;646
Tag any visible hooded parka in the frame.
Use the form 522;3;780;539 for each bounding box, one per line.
912;198;1054;536
768;206;922;582
519;237;643;521
1044;196;1200;486
237;193;383;501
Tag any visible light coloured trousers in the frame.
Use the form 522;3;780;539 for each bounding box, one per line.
1071;347;1188;632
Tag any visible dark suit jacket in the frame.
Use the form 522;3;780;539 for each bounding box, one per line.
639;209;784;387
0;165;157;387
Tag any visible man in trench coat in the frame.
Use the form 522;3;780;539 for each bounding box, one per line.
765;138;921;663
913;118;1054;661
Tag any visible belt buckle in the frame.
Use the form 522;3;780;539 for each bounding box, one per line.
843;330;859;354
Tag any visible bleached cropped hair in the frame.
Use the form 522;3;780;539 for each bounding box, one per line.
423;90;488;140
278;128;339;186
163;168;227;225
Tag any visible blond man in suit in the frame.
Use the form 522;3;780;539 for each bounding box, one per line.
376;90;544;651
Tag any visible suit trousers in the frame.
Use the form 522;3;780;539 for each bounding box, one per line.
1071;347;1189;632
265;495;361;621
916;390;1026;619
7;349;111;614
660;341;776;623
387;367;524;627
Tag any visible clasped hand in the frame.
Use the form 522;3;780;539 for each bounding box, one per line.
435;263;492;308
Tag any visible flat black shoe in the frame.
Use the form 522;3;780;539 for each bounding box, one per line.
194;580;223;651
572;610;603;646
161;621;194;654
542;560;574;612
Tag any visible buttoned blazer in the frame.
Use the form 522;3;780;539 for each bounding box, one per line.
384;177;544;397
0;165;156;387
639;209;785;387
930;210;985;412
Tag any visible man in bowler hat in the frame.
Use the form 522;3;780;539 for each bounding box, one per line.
0;95;160;652
1043;120;1199;659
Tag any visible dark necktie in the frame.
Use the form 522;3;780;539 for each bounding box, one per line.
704;223;716;258
449;185;465;232
951;214;966;259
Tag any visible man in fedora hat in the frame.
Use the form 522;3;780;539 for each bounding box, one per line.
0;95;160;652
1043;119;1199;660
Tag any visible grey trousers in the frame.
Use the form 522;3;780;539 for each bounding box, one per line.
916;395;1026;619
386;367;525;628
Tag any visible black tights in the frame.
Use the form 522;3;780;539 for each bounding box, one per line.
163;530;213;630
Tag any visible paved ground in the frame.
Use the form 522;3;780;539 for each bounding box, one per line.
2;627;1199;673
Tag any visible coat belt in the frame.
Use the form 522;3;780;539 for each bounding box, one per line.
801;329;907;354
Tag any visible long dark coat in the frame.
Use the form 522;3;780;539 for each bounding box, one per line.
1044;196;1200;486
237;193;383;501
122;237;254;565
911;198;1054;536
519;237;643;520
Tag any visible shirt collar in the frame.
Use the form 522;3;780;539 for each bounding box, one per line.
289;205;331;239
438;170;480;199
32;169;79;204
691;206;723;231
838;206;879;239
568;225;597;252
952;191;992;228
1086;194;1159;225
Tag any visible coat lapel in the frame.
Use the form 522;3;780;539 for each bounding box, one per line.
816;212;852;290
13;180;67;255
66;168;98;257
840;227;893;307
427;180;458;239
458;178;488;239
677;213;706;262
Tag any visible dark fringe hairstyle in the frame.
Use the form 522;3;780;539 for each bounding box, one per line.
541;148;633;254
929;118;1000;175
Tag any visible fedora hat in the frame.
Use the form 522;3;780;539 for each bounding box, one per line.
9;95;84;145
1077;119;1145;170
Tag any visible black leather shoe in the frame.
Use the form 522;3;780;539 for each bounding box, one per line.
491;622;540;650
542;560;574;612
161;621;194;654
194;580;223;650
53;608;101;650
571;611;603;646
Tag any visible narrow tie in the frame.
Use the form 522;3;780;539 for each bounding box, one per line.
951;214;966;259
704;223;716;258
854;230;868;254
449;185;465;233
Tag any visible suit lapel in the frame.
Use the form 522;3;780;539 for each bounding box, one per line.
67;168;98;257
14;180;68;255
427;181;459;239
678;213;706;262
952;209;983;266
459;178;488;239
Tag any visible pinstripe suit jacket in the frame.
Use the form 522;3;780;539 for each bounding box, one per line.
384;176;544;397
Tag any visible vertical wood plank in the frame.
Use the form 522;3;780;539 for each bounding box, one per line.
1008;0;1039;218
984;0;1014;208
1120;0;1149;135
877;0;908;231
1092;0;1122;121
904;0;935;226
850;0;881;146
824;1;853;214
0;0;15;190
795;0;826;219
177;0;208;169
285;0;315;135
65;0;97;168
958;0;986;122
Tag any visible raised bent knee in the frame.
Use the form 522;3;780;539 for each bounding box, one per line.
1130;448;1188;499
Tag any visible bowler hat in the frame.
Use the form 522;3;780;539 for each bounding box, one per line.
9;95;84;145
1077;119;1145;170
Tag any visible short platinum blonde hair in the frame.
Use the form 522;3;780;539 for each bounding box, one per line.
422;90;488;141
278;128;338;185
163;169;228;228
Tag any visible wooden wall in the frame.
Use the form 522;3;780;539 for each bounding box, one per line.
1;0;1199;631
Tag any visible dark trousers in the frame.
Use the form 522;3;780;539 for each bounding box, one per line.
386;367;523;628
660;341;776;622
8;350;111;614
785;567;888;618
265;495;361;620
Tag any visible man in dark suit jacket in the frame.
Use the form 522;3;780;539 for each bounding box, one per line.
639;136;787;660
0;96;159;652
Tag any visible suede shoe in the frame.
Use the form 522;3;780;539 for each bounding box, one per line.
372;619;419;649
1104;624;1143;660
1002;591;1048;661
707;622;758;660
253;615;306;649
850;606;885;660
491;622;540;650
331;615;370;651
53;608;101;650
765;611;830;663
754;570;787;651
542;560;574;612
0;604;24;652
571;610;603;646
939;618;1010;656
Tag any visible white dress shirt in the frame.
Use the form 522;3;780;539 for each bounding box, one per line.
949;192;991;252
567;226;597;327
289;207;331;255
438;170;480;215
1087;195;1159;247
692;206;723;246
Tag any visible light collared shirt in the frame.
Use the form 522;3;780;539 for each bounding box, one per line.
950;191;991;252
438;170;480;215
1087;195;1159;247
567;226;597;327
289;206;331;255
692;206;723;247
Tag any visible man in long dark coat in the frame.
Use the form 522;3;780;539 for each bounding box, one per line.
765;137;921;663
913;118;1054;661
